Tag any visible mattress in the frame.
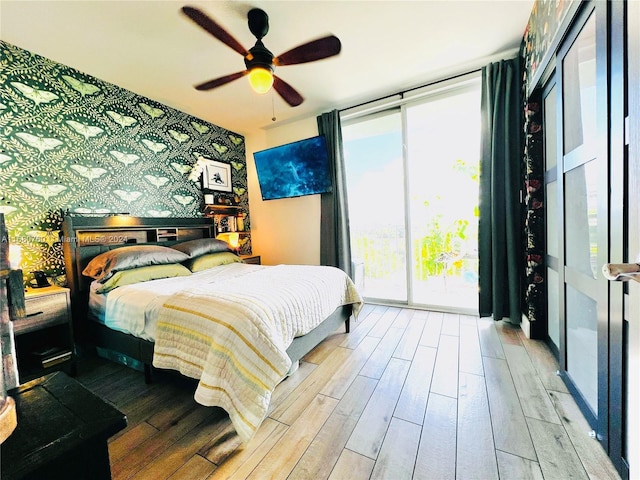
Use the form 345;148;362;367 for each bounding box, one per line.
89;262;263;341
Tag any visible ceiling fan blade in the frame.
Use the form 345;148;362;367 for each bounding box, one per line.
194;71;247;91
273;75;304;107
182;6;249;57
274;35;341;66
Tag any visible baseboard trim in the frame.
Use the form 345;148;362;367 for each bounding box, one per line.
521;313;532;338
521;312;546;340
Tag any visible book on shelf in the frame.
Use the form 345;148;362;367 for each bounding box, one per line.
31;346;72;368
42;351;72;368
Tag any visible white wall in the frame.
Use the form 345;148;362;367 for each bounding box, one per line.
245;116;322;266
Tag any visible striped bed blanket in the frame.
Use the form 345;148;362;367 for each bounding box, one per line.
152;264;363;442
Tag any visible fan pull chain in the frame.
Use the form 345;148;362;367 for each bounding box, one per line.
271;92;277;122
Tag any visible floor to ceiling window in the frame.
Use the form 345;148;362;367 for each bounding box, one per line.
342;74;481;313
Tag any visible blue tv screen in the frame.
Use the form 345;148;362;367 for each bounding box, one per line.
253;135;333;201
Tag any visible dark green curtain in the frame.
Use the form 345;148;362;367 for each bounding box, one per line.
478;59;523;322
316;110;352;278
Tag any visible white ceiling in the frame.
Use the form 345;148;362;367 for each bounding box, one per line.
0;0;534;136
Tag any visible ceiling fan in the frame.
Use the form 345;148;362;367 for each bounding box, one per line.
182;6;341;107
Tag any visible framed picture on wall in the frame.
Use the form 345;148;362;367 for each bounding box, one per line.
202;159;232;192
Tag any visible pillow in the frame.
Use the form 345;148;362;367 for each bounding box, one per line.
171;238;231;258
82;245;190;282
95;263;191;294
186;251;243;273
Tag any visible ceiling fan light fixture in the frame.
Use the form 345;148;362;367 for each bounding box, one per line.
182;6;341;106
247;67;274;94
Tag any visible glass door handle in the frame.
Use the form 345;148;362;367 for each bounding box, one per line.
602;263;640;282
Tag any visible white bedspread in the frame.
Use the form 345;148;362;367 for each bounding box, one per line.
100;262;362;442
95;263;252;340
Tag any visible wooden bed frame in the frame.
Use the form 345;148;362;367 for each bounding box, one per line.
61;215;351;382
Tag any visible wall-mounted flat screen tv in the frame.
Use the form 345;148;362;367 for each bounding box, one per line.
253;135;333;201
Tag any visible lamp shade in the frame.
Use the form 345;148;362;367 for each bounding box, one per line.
8;245;21;269
216;232;240;250
247;67;274;94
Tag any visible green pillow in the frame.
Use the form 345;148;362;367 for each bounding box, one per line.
96;263;191;293
186;252;243;273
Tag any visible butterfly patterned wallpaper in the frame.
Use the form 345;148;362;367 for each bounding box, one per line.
0;41;249;284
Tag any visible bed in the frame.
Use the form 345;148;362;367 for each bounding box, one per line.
62;215;362;441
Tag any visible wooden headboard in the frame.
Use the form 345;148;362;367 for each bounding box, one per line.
61;216;214;334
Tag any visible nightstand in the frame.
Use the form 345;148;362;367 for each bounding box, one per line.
241;254;261;265
13;286;75;383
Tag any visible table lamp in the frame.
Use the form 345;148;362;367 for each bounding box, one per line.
216;232;241;253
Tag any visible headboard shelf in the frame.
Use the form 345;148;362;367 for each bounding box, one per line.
76;229;149;247
64;217;212;242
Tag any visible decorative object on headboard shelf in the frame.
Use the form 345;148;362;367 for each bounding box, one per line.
203;204;247;238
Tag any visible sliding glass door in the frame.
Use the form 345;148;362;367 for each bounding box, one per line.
342;110;407;302
405;87;480;311
343;76;481;313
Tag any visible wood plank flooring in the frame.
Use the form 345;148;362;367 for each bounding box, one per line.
76;304;621;479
